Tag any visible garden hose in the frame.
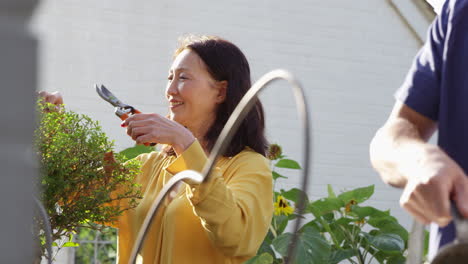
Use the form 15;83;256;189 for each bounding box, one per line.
128;69;311;264
34;196;53;264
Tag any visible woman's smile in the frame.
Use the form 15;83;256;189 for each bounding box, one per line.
169;99;184;109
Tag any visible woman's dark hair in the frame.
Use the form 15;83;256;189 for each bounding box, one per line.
168;35;268;157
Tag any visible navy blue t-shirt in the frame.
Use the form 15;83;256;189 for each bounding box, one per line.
395;0;468;258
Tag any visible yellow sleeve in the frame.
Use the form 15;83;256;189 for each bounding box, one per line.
165;140;273;257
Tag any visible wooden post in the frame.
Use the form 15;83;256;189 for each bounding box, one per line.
0;0;39;263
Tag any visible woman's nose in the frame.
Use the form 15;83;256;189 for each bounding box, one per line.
166;81;178;97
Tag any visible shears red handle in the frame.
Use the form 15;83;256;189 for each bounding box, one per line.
95;84;155;146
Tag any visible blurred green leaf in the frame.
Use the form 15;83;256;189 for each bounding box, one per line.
119;144;155;161
256;235;275;259
367;233;404;253
329;218;355;245
387;255;406;264
273;214;289;235
272;171;287;180
63;242;80;247
327;184;336;198
351;206;389;219
281;188;309;205
307;197;343;216
338;185;374;204
299;220;322;233
272;227;330;264
244;252;274;264
275;159;301;169
367;217;408;242
424;229;430;258
329;248;356;264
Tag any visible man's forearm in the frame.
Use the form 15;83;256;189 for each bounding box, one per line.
370;118;431;188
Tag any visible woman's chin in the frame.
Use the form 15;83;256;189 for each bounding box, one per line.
171;116;186;126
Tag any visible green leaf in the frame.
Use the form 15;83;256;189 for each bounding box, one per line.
424;229;430;257
367;233;404;253
367;217;408;242
244;252;274;264
307;197;344;216
272;227;331;264
329;248;356;264
273;214;289;235
368;249;387;263
256;236;276;258
52;242;58;247
275;159;301;169
119;144;155;161
387;255;406;264
281;188;309;205
62;242;80;247
299;220;322;233
272;171;287;180
329;218;354;245
338;185;374;204
323;212;335;222
327;184;336;198
351;206;389;219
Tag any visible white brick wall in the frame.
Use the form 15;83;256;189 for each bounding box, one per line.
31;0;427;243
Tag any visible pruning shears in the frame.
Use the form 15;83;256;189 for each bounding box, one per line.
95;84;155;146
95;84;142;121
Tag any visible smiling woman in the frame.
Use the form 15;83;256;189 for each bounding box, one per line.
120;35;273;264
39;35;273;264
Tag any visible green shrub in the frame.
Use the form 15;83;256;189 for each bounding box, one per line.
34;102;142;258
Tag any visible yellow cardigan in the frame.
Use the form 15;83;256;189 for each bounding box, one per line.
114;140;273;264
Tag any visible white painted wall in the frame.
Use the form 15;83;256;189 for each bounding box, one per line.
31;0;430;261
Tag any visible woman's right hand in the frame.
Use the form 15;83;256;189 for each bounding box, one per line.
37;91;64;105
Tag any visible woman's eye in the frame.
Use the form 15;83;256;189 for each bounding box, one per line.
167;75;173;81
179;75;187;80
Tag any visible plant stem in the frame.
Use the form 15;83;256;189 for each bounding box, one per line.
269;225;278;238
316;216;342;249
357;249;365;264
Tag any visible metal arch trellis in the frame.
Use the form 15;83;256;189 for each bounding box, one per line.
128;69;312;264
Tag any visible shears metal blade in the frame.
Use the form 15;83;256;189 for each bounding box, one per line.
95;84;141;120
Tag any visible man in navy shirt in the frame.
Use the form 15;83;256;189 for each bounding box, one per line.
370;0;468;259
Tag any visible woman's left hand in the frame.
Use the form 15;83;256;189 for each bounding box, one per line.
122;113;195;155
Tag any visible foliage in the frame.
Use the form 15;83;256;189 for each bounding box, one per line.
74;227;118;264
246;144;410;264
72;144;156;263
120;144;155;161
34;102;142;258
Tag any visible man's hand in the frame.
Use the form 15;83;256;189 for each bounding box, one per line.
370;101;468;226
399;145;468;226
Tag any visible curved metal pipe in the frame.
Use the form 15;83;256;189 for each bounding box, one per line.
34;196;53;264
128;69;311;264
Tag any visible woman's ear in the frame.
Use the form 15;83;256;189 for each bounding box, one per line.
216;80;228;103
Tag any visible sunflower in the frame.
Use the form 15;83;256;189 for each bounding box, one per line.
345;199;357;213
274;195;294;216
267;144;282;160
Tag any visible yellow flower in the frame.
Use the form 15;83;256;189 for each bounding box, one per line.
355;219;366;225
274;195;294;216
345;199;357;213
